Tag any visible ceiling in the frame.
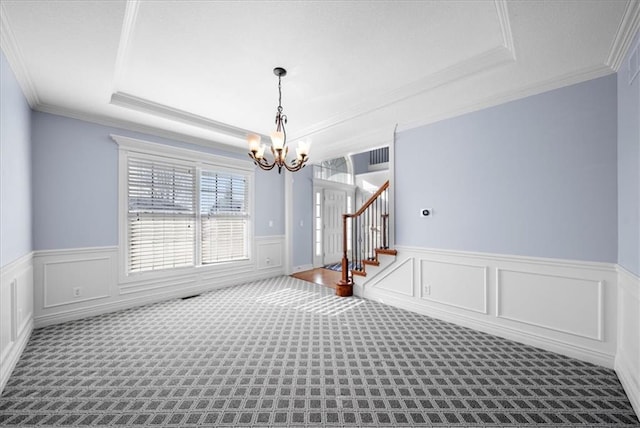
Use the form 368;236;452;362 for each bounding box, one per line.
1;1;638;160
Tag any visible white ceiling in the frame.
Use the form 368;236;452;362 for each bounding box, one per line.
1;1;638;160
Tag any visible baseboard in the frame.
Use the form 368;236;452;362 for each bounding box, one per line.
33;264;284;329
362;246;618;368
0;318;32;392
291;264;313;273
366;288;615;367
33;241;285;328
616;351;640;419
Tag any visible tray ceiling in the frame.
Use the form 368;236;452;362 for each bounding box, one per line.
1;0;638;159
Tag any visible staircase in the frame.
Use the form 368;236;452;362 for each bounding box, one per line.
336;180;397;297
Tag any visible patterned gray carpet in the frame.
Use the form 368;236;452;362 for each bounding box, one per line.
0;276;637;427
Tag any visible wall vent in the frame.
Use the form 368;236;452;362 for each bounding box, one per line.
369;147;389;165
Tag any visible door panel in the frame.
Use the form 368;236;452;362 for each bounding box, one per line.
323;189;346;264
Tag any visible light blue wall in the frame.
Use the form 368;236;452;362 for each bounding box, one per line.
254;168;285;236
1;51;32;267
292;166;314;267
351;152;369;175
31;111;284;251
396;74;618;263
618;30;640;276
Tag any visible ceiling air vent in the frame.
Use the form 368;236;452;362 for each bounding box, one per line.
630;41;639;84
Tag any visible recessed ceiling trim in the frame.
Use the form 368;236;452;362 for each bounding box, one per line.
494;0;516;59
294;44;516;142
112;0;140;91
606;0;640;71
0;1;40;108
110;91;262;141
35;102;248;155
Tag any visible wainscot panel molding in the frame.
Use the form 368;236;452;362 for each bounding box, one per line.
33;237;284;328
357;246;618;368
616;265;640;417
0;252;34;393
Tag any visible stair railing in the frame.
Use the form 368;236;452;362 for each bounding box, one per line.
336;180;390;296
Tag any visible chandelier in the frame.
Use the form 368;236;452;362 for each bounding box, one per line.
248;67;310;173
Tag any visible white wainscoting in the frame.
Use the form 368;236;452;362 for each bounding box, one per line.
0;252;33;392
616;266;640;417
358;246;619;368
33;236;285;328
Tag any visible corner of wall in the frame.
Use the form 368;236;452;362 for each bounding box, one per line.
0;252;34;394
616;265;640;418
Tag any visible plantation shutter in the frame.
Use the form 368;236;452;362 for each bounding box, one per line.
127;158;195;273
200;170;249;264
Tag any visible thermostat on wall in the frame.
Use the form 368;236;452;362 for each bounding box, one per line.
420;208;432;217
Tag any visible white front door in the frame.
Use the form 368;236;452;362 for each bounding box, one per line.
322;189;347;264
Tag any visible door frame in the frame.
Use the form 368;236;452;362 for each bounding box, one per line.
312;179;356;268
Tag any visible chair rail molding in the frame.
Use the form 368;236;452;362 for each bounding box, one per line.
360;245;619;368
32;238;284;328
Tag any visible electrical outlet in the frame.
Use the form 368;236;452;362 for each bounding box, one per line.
265;257;271;265
73;287;81;297
423;285;431;295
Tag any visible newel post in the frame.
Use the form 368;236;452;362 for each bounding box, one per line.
335;213;353;297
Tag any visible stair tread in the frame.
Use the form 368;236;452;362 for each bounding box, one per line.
351;269;367;277
362;259;380;266
376;248;398;255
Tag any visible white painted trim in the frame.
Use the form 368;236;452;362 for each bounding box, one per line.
0;2;39;107
0;318;32;393
370;257;414;296
367;289;616;368
36;104;247;155
42;256;112;308
294;45;515;142
396;63;614;135
616;265;640;418
495;268;604;341
396;245;618;272
291;264;314;274
115;137;256;284
32;241;285;328
111;92;257;140
362;246;618;368
1;251;33;274
112;0;140;90
494;0;516;58
284;170;294;275
419;259;489;314
606;0;640;71
112;134;253;171
0;251;34;394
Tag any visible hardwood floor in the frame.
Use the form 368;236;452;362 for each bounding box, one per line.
291;268;341;290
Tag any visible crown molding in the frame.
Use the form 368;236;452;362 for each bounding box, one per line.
34;102;247;155
396;63;614;135
293;45;516;142
110;91;262;141
606;0;640;71
0;2;40;108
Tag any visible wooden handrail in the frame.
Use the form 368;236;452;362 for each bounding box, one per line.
344;180;389;218
335;180;390;297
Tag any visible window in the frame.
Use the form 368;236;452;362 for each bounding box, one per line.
200;170;248;264
127;158;196;273
116;135;253;277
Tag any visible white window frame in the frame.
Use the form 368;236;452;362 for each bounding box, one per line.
113;135;255;284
